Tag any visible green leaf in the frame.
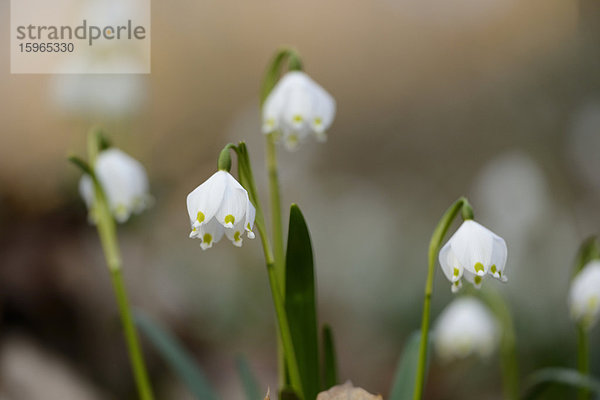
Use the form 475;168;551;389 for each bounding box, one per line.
235;355;261;400
389;331;430;400
285;204;320;400
322;324;338;390
68;155;94;176
521;368;600;400
134;311;219;400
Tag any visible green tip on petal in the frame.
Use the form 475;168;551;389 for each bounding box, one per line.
203;233;212;245
474;262;485;274
474;276;482;285
224;214;235;225
197;211;205;223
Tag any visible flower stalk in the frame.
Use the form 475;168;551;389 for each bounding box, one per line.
260;48;304;390
259;47;304;292
232;143;305;398
413;197;472;400
83;131;154;400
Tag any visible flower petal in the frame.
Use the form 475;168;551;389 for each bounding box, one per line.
463;269;484;289
245;198;256;239
215;174;249;228
224;219;247;247
186;171;227;226
434;297;499;361
95;148;150;222
569;261;600;328
439;242;463;283
489;235;508;280
262;82;287;134
198;217;224;250
79;175;95;209
450;220;495;276
309;83;336;135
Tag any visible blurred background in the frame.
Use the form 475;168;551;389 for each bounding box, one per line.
1;0;600;398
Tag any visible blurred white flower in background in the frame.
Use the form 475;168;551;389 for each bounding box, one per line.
79;148;152;223
186;171;255;250
52;57;147;118
434;297;499;361
439;220;507;292
471;151;550;240
49;0;149;117
569;261;600;329
262;71;336;150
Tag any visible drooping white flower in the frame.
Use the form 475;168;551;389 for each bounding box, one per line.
569;260;600;329
79;148;152;223
434;297;499;361
262;71;336;150
186;171;256;250
439;220;507;293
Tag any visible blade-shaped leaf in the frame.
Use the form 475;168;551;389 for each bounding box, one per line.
134;311;219;400
522;368;600;400
389;331;430;400
286;204;320;400
235;355;262;400
322;324;338;390
68;155;94;176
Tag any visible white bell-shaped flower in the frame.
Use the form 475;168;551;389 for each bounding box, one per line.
186;171;256;250
262;71;336;150
434;297;499;361
79;148;152;223
569;260;600;329
439;220;507;292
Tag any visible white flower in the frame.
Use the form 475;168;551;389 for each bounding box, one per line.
186;171;256;250
262;71;336;150
79;148;152;223
439;220;507;293
434;297;499;361
569;260;600;329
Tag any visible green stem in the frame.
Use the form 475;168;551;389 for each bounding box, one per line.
577;325;590;400
257;212;304;399
266;134;286;292
259;48;303;392
478;289;519;400
234;143;304;398
413;197;470;400
90;138;154;400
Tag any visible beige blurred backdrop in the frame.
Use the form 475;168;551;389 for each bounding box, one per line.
1;0;599;399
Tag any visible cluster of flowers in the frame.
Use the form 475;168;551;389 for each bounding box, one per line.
77;68;600;374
